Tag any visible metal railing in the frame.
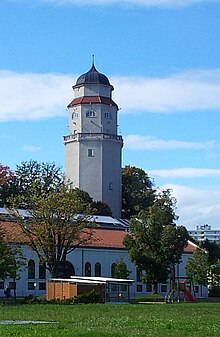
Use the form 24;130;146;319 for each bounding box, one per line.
63;132;123;142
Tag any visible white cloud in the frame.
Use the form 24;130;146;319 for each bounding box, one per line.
1;69;220;121
23;145;41;153
162;184;220;229
113;69;220;114
0;70;74;122
149;168;220;178
37;0;220;8
124;135;218;150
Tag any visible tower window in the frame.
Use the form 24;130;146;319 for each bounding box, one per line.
104;112;112;119
86;109;96;118
109;182;113;190
88;149;94;157
72;112;78;119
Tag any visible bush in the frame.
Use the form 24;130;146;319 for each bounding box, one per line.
209;286;220;297
73;290;100;304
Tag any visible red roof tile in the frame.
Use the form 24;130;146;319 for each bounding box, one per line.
67;96;118;108
0;221;196;253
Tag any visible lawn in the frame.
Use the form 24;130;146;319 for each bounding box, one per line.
0;302;220;337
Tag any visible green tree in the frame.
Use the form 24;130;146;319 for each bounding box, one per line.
122;166;154;219
0;164;17;207
201;239;220;265
0;228;24;282
14;160;64;207
93;201;112;216
209;259;220;288
186;248;209;288
112;258;131;279
10;185;95;278
124;189;189;289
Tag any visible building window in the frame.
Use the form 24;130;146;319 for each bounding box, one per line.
39;282;46;291
146;284;152;293
161;284;167;293
88;149;94;157
28;260;35;279
109;182;113;190
136;268;141;282
86;109;96;118
85;262;91;277
39;263;46;279
0;282;4;289
111;263;116;278
9;282;16;290
58;261;75;278
104;112;112;119
111;283;117;291
120;284;128;292
95;262;101;277
72;112;78;119
136;284;142;292
194;286;199;293
28;282;36;290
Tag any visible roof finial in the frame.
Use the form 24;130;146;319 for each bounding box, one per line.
92;54;95;67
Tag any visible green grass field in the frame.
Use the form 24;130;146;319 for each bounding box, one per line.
0;302;220;337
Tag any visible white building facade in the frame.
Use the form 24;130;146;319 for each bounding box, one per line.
188;224;220;242
0;217;208;299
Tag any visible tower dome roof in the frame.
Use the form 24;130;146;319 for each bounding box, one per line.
75;64;111;86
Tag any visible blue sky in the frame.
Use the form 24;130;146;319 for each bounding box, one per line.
1;0;220;228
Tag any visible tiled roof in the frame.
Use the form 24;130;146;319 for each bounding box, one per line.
0;221;28;243
67;96;118;108
0;221;197;253
82;228;127;249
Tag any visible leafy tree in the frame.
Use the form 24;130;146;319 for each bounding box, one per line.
14;160;64;207
112;258;131;279
9;185;95;278
0;227;24;282
0;164;17;207
122;166;154;219
93;201;112;216
124;189;189;289
209;259;220;288
186;247;209;287
201;239;220;265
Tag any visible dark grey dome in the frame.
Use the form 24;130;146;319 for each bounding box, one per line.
75;64;110;86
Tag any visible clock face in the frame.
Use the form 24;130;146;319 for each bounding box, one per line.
86;109;97;118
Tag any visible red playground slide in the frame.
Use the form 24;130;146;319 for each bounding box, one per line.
184;289;196;302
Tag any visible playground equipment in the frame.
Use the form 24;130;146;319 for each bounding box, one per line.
165;278;196;303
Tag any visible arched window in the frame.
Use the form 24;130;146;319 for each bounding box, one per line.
28;260;35;279
95;262;101;277
111;263;116;278
58;261;75;278
85;262;91;277
136;268;141;282
39;262;46;279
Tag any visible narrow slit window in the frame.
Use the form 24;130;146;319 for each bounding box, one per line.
88;149;94;157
